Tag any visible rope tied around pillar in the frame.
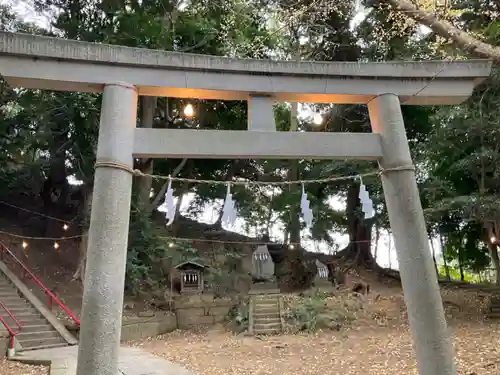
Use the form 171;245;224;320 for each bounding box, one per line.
94;159;140;175
379;164;416;174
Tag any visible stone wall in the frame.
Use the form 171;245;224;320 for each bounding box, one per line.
174;294;239;329
62;295;240;343
121;312;177;342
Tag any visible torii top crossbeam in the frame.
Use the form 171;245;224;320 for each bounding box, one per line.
0;31;492;105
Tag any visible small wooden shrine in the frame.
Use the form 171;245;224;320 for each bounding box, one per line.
174;260;206;294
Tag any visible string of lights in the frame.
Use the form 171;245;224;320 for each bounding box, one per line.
0;201;72;225
0;196;372;251
0;226;370;253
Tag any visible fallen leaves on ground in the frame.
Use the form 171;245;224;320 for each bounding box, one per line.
0;359;48;375
133;321;500;375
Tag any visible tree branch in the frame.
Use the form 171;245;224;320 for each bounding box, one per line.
380;0;500;63
149;158;189;211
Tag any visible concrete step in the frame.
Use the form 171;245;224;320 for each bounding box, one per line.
254;306;279;314
254;303;279;309
254;299;279;306
4;315;49;328
0;283;17;293
254;322;281;331
0;310;41;320
0;300;30;309
17;323;54;333
254;300;280;306
0;290;20;297
490;306;500;313
1;314;44;327
254;312;280;319
2;306;38;316
19;342;69;352
254;327;280;335
252;294;279;300
17;330;61;341
19;336;67;350
254;317;281;325
0;295;21;302
487;312;500;319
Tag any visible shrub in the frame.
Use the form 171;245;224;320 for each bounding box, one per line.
226;299;249;333
283;290;361;333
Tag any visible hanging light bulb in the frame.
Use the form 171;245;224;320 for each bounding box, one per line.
289;244;295;250
63;224;69;231
491;236;497;244
22;241;28;249
53;242;60;250
183;104;194;118
313;112;323;126
168;242;175;248
20;151;24;156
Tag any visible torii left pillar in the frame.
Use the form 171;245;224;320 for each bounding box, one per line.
76;83;137;375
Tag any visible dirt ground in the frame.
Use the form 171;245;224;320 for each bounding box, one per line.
133;322;500;375
4;320;499;375
0;360;48;375
1;232;499;375
128;283;500;375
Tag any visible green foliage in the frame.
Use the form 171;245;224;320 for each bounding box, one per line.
284;291;360;332
126;207;167;293
163;240;200;266
203;246;246;297
226;300;249;333
438;265;482;283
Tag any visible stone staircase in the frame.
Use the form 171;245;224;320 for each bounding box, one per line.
487;293;500;319
249;294;283;335
0;269;75;351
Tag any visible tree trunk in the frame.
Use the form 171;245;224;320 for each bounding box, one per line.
373;222;380;263
387;234;392;269
336;182;375;267
439;234;451;281
487;243;500;285
41;116;70;236
73;186;93;282
381;0;500;63
169;183;189;235
137;96;157;209
458;246;465;281
286;46;301;246
73;230;88;283
287;159;301;245
149;158;188;213
429;236;440;278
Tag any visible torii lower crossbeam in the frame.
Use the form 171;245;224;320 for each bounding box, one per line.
133;129;383;159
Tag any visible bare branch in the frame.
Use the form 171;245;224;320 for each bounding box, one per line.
149;158;188;210
380;0;500;63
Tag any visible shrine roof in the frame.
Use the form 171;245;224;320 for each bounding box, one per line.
174;260;207;270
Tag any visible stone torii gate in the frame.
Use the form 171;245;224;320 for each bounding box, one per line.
0;32;492;375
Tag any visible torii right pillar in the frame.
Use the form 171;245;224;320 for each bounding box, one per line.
368;93;456;375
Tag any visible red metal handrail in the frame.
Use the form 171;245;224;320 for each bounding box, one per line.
0;301;22;349
0;241;80;326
